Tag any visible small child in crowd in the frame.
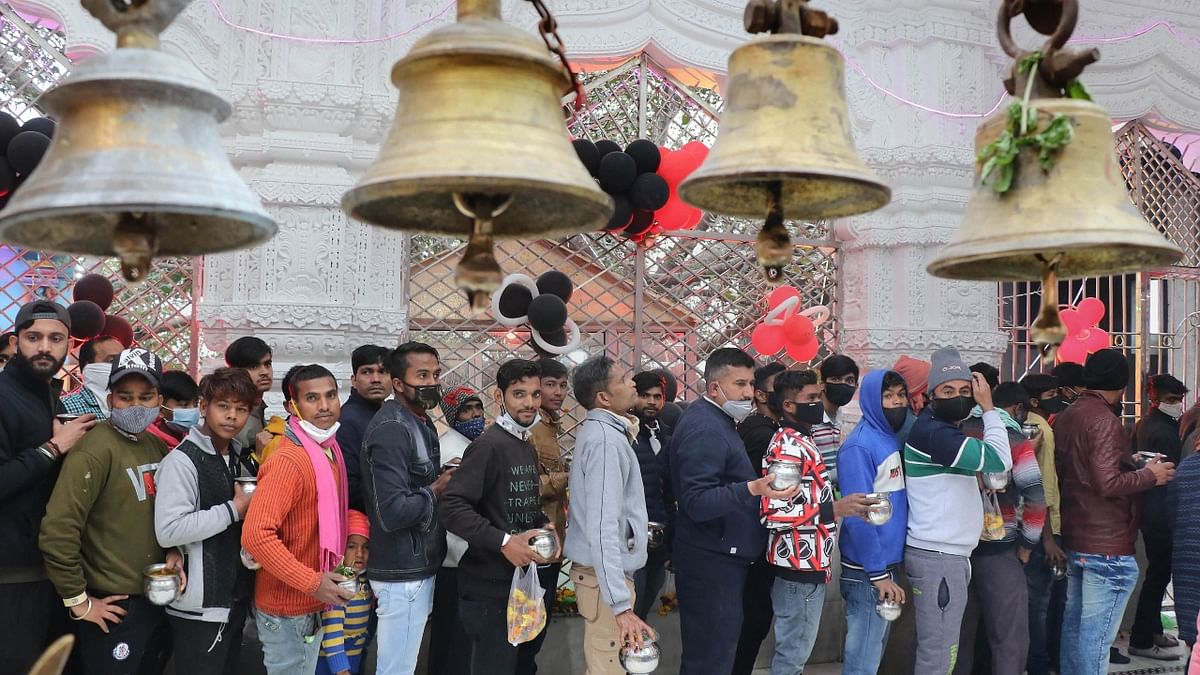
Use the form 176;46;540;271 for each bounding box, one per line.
317;509;375;675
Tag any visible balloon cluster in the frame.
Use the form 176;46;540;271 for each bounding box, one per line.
492;270;581;356
69;273;134;347
750;286;831;362
0;112;54;210
1056;297;1110;365
573;139;709;243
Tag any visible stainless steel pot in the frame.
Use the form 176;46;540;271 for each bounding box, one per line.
767;459;803;490
981;471;1009;490
876;598;902;621
143;563;181;606
529;529;556;560
647;521;666;550
234;476;257;495
866;492;892;525
619;640;661;674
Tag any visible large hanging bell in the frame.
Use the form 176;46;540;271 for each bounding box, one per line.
928;0;1181;359
342;0;612;310
0;0;275;282
680;0;890;282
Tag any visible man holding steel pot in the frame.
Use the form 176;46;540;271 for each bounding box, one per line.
40;347;184;675
565;355;655;674
439;358;558;674
153;367;259;675
759;369;873;675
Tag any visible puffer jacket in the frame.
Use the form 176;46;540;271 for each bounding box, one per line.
632;418;672;526
1055;391;1157;556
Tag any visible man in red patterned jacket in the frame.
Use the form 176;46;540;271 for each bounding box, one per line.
760;369;872;674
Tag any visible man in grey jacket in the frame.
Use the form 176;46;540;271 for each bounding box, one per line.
565;355;656;674
362;342;455;675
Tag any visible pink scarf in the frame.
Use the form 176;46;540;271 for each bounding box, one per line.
287;417;348;573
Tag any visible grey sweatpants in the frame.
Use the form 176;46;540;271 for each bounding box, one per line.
952;550;1030;675
905;545;972;675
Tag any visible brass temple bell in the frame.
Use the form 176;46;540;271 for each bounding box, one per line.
679;0;891;283
0;0;276;282
342;0;612;310
928;0;1181;357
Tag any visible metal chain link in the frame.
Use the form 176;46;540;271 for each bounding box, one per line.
525;0;587;110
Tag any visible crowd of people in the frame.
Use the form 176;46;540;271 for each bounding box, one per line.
1;296;1199;675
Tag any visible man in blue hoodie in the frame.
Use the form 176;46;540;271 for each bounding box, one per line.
665;347;798;674
837;370;910;675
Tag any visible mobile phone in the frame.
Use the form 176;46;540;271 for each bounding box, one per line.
55;414;80;424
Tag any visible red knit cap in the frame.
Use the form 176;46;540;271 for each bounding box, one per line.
347;509;370;540
892;355;931;398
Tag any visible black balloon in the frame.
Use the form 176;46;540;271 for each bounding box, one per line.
630;173;669;211
625;139;661;174
598;152;637;193
603;193;633;231
0;113;19;150
0;157;14;196
624;209;655;236
528;294;568;333
573;138;600;177
595;139;622;158
540;327;568;347
73;273;115;310
536;270;573;303
68;300;106;339
7;131;50;175
497;283;533;320
21;117;55;138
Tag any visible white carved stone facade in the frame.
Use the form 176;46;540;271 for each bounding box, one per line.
21;0;1200;383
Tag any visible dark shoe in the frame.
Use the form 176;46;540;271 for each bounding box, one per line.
1110;648;1131;664
1128;645;1181;661
1155;633;1181;648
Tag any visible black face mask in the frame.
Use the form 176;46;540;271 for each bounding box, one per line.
1111;401;1125;417
1037;395;1066;414
790;401;826;426
825;382;857;408
931;396;975;423
883;406;908;432
405;382;442;410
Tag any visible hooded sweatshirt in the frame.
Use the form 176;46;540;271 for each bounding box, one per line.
837;370;908;580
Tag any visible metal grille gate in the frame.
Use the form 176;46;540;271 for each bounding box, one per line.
1000;121;1200;416
0;2;202;380
406;55;840;441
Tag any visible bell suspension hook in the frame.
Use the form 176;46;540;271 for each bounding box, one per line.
453;193;514;313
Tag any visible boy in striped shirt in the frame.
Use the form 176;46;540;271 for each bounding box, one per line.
318;510;374;675
903;347;1011;675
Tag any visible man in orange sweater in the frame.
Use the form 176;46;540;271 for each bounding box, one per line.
243;364;355;675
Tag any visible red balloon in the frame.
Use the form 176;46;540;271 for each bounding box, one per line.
679;141;709;160
783;313;816;344
657;149;691;187
74;273;114;310
101;314;134;348
766;285;800;309
751;324;785;355
1075;297;1106;326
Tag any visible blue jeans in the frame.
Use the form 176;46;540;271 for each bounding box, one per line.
1026;536;1066;675
373;576;436;675
1060;552;1139;675
256;610;322;675
841;567;893;675
769;577;826;675
632;547;669;619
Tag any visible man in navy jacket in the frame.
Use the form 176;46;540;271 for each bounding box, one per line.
665;348;798;674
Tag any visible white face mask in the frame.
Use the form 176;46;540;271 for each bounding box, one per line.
496;410;539;442
716;382;753;423
298;419;340;445
1159;401;1184;420
82;363;111;413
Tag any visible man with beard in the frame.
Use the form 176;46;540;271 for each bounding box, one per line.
337;345;391;511
440;359;557;674
361;342;454;674
0;301;96;672
630;371;673;619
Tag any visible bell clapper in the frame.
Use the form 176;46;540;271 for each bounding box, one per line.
453;193;513;313
756;183;791;285
1031;254;1067;362
113;215;159;283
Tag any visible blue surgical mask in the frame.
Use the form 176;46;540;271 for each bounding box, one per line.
169;407;200;428
452;416;486;440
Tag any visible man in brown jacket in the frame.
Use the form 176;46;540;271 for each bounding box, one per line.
525;357;571;672
1054;349;1176;675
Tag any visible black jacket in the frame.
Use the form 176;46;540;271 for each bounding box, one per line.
439;424;548;599
1133;408;1183;529
738;412;779;471
336;390;382;512
632;419;673;526
362;400;445;582
0;358;64;577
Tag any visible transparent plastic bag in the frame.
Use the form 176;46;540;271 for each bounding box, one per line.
507;562;547;645
981;490;1006;541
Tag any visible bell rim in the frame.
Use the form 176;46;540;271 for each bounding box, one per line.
0;205;277;257
927;241;1184;281
679;171;891;221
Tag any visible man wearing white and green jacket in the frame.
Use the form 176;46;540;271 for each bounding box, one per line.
903;346;1012;675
